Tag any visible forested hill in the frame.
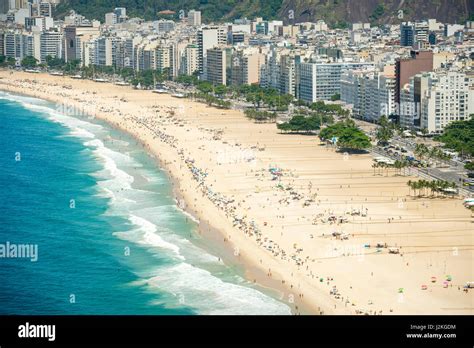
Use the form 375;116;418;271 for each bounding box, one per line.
54;0;473;26
54;0;282;23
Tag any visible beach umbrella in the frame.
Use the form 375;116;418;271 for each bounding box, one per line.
398;288;404;293
443;281;449;288
446;275;452;281
431;276;437;283
421;285;428;290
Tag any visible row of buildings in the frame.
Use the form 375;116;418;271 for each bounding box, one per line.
341;50;474;133
1;3;473;133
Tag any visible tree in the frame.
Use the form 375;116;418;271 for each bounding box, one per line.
277;115;321;133
320;120;371;151
46;55;65;68
414;143;429;160
337;128;372;151
6;57;16;66
197;81;213;94
176;74;198;85
465;162;474;171
245;109;275;123
21;56;38;68
63;59;81;73
435;117;474;158
369;4;385;23
330;93;340;101
213;84;227;97
372;163;379;176
376;115;394;145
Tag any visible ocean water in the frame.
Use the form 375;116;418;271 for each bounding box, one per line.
0;91;290;315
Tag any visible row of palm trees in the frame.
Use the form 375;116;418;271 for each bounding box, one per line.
407;179;457;198
372;160;410;176
414;144;452;166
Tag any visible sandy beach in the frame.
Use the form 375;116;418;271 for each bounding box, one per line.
1;70;472;315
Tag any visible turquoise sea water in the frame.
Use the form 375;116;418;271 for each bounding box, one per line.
0;91;290;315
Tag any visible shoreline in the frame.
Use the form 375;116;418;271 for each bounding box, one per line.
1;70;472;315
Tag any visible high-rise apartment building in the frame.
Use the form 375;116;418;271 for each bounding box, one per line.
400;21;429;47
395;50;433;104
187;10;201;26
205;46;232;85
181;44;199;76
197;26;227;76
298;62;374;103
421;70;473;133
231;50;262;86
40;31;62;62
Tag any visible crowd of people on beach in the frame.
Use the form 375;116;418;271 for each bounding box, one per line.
2;75;471;316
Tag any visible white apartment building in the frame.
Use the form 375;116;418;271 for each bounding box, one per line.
114;7;126;23
279;54;298;96
298;62;318;103
259;48;280;90
38;1;52;17
205;46;231;85
399;79;417;129
105;12;117;26
115;37;137;69
298;61;374;103
86;36;116;67
155;43;174;74
197;26;227;76
231;49;262;85
4;32;23;58
154;20;175;34
0;33;4;56
135;41;156;71
181;44;199;76
341;69;396;122
187;10;201;27
39;31;62;62
421;70;474;133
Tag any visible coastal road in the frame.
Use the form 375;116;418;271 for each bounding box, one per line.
371;147;473;197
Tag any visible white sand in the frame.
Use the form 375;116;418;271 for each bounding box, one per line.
1;70;472;315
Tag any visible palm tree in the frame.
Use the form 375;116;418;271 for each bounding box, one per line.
407;180;412;196
418;181;424;197
428;147;441;167
411;181;419;197
415;143;429;161
393;161;399;175
372;163;377;176
429;180;437;197
394;160;404;176
418;180;426;197
401;160;409;176
379;162;386;176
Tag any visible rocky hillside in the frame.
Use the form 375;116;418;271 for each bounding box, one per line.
55;0;473;25
278;0;473;26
